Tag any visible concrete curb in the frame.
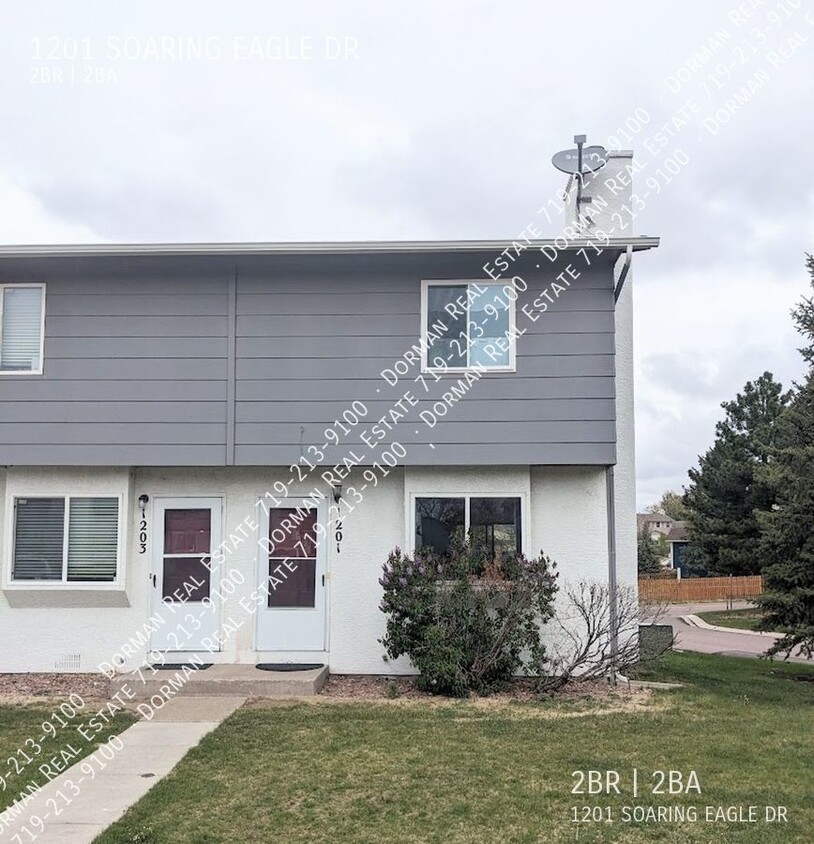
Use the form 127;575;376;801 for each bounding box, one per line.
681;614;779;638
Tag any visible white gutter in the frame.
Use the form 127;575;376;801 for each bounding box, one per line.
0;237;659;258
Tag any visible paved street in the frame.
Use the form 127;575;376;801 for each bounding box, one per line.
663;601;813;664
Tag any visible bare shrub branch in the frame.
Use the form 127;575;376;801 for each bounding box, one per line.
537;579;673;692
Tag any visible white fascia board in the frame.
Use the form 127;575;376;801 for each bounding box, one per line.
0;237;660;258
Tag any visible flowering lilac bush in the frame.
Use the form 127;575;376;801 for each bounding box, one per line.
379;539;558;696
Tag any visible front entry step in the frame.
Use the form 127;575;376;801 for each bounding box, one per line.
110;664;329;700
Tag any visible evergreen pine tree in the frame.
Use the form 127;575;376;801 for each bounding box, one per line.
755;255;814;656
684;372;791;575
637;528;662;575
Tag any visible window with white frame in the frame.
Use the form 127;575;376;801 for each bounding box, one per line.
11;496;120;583
414;496;522;557
422;281;514;372
0;285;45;374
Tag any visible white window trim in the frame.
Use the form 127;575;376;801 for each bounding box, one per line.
0;283;46;376
4;492;125;590
407;491;527;555
420;279;516;374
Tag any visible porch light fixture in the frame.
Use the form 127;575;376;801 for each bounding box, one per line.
138;494;149;509
332;483;343;503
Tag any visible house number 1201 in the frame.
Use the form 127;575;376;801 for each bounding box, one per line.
335;521;343;554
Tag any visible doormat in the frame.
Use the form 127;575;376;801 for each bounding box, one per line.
256;663;325;672
151;663;213;671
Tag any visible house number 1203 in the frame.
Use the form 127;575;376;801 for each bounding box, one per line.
138;517;147;554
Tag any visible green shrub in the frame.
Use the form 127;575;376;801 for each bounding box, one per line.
378;539;558;697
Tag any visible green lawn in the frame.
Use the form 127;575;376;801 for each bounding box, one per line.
696;608;767;631
0;701;136;813
96;653;813;844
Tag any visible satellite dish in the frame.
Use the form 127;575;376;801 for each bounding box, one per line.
552;145;608;175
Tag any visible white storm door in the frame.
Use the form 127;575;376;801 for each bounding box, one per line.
256;499;327;651
150;498;222;652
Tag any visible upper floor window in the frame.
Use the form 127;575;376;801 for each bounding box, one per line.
11;496;120;584
421;280;515;373
0;284;45;375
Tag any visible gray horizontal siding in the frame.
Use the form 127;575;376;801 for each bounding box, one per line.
41;359;227;381
0;402;226;423
1;380;226;401
7;277;229;296
0;423;225;445
232;252;617;465
236;398;616;423
237;375;615;401
235;355;613;381
237;310;614;337
4;445;227;465
237;332;613;358
0;261;231;462
236;267;615;294
0;249;620;466
48;337;228;358
236;288;611;316
46;294;227;316
47;316;228;337
236;421;614;445
235;442;616;466
237;292;419;316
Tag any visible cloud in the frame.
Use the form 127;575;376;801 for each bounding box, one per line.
0;172;102;243
0;0;811;511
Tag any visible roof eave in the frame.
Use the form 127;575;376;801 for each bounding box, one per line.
0;236;660;259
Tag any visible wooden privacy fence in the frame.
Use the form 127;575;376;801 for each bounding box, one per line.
638;575;763;603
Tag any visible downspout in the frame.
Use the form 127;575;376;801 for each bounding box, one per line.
613;245;633;303
609;246;634;685
605;466;619;684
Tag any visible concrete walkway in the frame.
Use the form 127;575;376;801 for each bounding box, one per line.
0;696;244;843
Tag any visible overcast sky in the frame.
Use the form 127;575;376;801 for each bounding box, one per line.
1;1;812;508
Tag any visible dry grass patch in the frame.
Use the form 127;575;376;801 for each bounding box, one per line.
0;672;111;705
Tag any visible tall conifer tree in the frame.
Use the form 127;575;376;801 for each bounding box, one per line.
756;255;814;656
684;373;790;575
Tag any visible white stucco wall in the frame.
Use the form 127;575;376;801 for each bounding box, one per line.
321;467;404;674
0;465;407;674
0;466;140;672
529;466;608;580
0;462;620;674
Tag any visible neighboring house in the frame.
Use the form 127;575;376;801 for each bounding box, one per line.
636;512;676;540
666;522;691;577
0;151;658;674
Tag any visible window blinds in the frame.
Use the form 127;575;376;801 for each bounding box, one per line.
1;287;44;372
67;498;119;582
12;498;65;580
11;496;119;583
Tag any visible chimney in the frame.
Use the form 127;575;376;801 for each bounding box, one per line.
563;149;635;236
